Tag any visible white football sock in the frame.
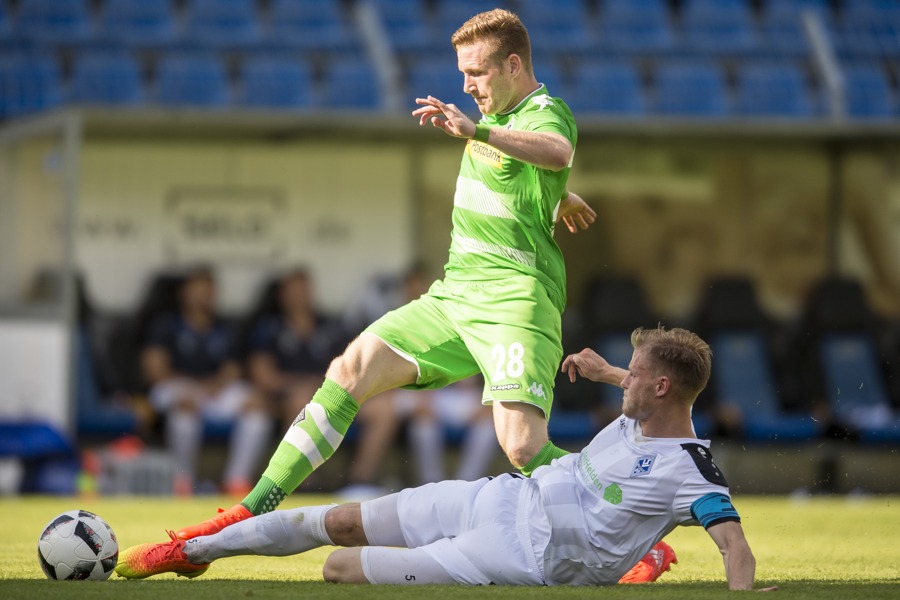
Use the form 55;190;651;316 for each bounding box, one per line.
224;411;273;483
409;419;445;484
183;505;335;564
168;411;202;482
455;419;498;481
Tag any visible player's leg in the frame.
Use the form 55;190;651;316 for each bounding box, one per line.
173;333;417;540
324;546;456;585
459;276;570;475
212;384;273;496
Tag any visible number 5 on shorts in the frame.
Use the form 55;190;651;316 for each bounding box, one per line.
492;342;525;381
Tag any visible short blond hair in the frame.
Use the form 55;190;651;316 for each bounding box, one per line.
631;326;713;401
451;8;532;73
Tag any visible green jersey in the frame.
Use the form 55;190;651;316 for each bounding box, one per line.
444;84;577;313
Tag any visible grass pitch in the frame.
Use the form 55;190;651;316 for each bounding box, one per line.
2;494;898;599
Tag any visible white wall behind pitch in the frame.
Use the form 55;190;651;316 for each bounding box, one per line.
76;140;414;315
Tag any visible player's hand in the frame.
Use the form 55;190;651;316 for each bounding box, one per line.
561;348;616;384
557;192;596;234
412;95;476;139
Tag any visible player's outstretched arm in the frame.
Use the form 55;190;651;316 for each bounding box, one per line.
706;521;777;592
561;348;629;386
557;191;596;234
412;95;573;171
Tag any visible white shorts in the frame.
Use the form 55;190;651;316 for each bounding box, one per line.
150;379;250;422
391;474;547;585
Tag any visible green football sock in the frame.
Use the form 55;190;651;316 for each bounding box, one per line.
520;440;570;477
241;379;359;515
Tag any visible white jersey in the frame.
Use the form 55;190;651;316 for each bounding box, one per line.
530;415;735;586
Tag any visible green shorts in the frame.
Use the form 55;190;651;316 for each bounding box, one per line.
365;276;563;418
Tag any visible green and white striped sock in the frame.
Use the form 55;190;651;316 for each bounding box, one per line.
241;379;359;515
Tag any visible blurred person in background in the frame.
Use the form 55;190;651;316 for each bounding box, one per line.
142;267;271;496
397;375;498;485
247;269;395;497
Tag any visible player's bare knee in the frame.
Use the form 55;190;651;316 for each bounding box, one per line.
502;438;543;469
323;549;365;584
324;504;367;547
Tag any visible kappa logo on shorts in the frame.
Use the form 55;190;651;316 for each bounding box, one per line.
491;383;521;392
528;382;546;398
631;455;656;477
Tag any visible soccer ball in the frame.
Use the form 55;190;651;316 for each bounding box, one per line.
37;510;118;581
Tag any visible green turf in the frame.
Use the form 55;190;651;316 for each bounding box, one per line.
3;495;899;599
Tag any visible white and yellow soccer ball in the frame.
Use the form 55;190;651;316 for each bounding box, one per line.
37;510;118;580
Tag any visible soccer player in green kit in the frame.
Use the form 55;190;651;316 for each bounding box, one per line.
146;8;599;545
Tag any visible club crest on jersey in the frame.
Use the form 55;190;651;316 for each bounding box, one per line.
531;95;554;110
631;455;656;477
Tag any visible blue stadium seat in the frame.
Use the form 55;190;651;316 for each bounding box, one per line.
531;60;565;98
374;0;439;55
682;0;759;56
565;61;645;116
712;333;819;441
434;0;499;40
599;0;676;55
835;0;900;58
820;335;900;443
517;0;592;56
184;0;261;49
654;61;729;117
268;0;359;55
70;53;144;106
321;59;381;110
99;0;177;47
156;54;229;107
239;55;314;109
843;63;893;117
16;0;93;44
407;59;474;114
0;54;62;118
736;63;816;116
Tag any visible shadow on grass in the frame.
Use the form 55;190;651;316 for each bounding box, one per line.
2;579;899;600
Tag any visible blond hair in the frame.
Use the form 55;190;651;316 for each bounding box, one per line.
631;326;713;401
451;8;532;73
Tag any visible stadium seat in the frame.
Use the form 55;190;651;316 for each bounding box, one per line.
183;0;261;49
268;0;359;55
69;53;144;106
239;55;314;109
0;54;62;118
735;63;817;116
681;0;760;56
835;1;900;58
373;0;439;56
321;59;381;110
407;59;474;114
531;60;565;98
759;3;820;58
565;60;646;116
155;54;230;107
99;0;177;47
698;278;819;442
516;0;593;56
434;0;499;40
15;0;94;44
599;0;676;55
842;63;893;117
807;278;900;443
654;61;730;117
581;277;670;418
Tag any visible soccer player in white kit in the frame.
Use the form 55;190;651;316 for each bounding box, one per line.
116;327;775;590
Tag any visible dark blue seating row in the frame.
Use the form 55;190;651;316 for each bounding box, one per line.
3;0;361;54
3;50;894;120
